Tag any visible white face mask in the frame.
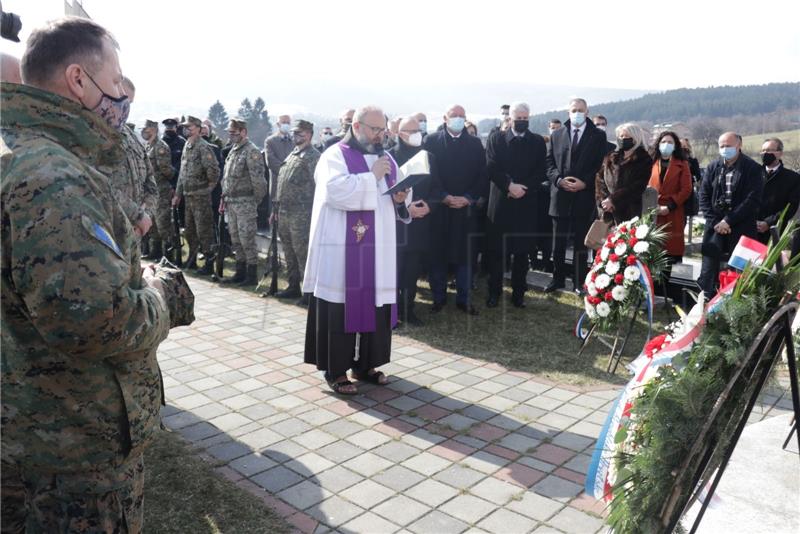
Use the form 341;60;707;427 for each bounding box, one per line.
570;111;586;126
405;132;423;147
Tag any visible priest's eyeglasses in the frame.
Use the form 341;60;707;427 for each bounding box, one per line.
361;124;387;135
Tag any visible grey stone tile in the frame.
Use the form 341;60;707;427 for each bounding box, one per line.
190;402;231;420
490;373;527;386
485;414;526;431
236;428;283;450
238;403;278;421
206;440;251;462
405;479;460;507
498;432;539;454
339;479;395;508
507;491;564;521
433;464;485;489
313;465;364;493
345;429;393;450
508;404;547;424
408;511;469;534
307;495;365;528
408;388;444;403
373;495;431;526
387;395;427;412
341;512;400;534
229;453;276;477
401;452;452;476
525;395;564;411
293;429;338;450
452;434;487;450
284;453;335;477
439;494;496;524
532;475;584;502
251;465;304;493
277;480;331;510
372;441;421;463
439;413;479;431
550;432;596;452
320;419;366;439
469;476;523;505
177;422;220;442
563;453;592;475
342;452;393;477
261;439;309;462
271;417;313;438
448;373;484;387
460;405;499;422
547;506;605;533
204;385;241;401
477;509;539;534
372;465;425;492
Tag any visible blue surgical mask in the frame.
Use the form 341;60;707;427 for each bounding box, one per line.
418;121;427;132
280;123;291;134
719;146;737;160
447;117;465;133
569;111;586;127
659;142;675;158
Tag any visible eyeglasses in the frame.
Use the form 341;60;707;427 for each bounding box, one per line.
400;129;421;134
361;124;386;135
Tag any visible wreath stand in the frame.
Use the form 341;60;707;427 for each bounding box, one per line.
577;294;651;375
659;236;800;533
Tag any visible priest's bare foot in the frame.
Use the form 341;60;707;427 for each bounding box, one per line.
352;369;388;385
328;376;357;395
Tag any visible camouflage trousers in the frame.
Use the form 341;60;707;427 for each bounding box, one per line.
226;199;259;265
184;194;215;256
1;454;145;534
151;192;174;250
278;204;312;286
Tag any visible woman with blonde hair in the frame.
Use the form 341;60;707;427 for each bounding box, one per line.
595;122;653;225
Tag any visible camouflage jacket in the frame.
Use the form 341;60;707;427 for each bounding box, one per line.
146;137;175;197
98;125;158;223
0;83;171;474
176;138;219;197
222;139;267;203
276;144;320;207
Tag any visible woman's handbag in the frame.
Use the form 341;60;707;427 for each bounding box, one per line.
584;218;613;250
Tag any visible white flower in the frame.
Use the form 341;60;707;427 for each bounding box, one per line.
628;216;640;224
600;246;610;261
612;285;628;301
614;242;628;256
605;261;620;275
635;224;650;239
585;301;597;318
587;282;598;297
633;241;650;254
624;266;641;281
595;273;611;289
591;262;603;274
596;302;611;317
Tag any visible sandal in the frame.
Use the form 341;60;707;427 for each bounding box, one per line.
327;378;358;396
352;370;388;386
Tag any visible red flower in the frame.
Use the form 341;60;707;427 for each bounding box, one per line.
591;272;597;281
609;253;619;262
629;226;636;235
619;225;627;233
615;274;624;284
629;237;638;246
604;292;614;301
627;255;637;265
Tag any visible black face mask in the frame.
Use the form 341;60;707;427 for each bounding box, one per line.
762;152;777;167
164;130;177;138
618;138;635;151
512;120;529;134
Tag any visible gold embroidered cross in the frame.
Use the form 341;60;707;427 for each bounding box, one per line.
352;219;369;243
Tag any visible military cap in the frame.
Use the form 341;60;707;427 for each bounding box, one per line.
292;119;314;132
180;115;202;128
126;123;136;131
162;117;179;127
144;119;159;129
228;118;247;130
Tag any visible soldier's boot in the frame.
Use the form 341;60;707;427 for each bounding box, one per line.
297;293;310;307
197;254;215;275
223;261;247;284
239;264;258;287
275;283;301;299
149;241;163;261
185;250;198;270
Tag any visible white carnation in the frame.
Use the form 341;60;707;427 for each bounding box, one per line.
600;246;610;261
585;301;597;318
624;266;641;281
596;302;611;317
628;216;640;224
605;261;620;275
635;224;650;239
587;282;598;297
585;272;594;286
633;241;650;254
614;242;628;256
612;285;628;302
595;274;611;289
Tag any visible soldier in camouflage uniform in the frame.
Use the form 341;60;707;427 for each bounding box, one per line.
142;119;175;258
274;119;320;301
172;115;220;274
1;18;175;533
221;118;267;286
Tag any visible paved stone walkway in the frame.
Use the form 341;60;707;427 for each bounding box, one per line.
158;277;796;534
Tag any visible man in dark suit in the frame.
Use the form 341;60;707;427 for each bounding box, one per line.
390;116;441;326
485;101;547;308
698;132;763;297
324;108;355;149
423;104;487;315
592;115;617;155
756;137;800;245
544;98;608;293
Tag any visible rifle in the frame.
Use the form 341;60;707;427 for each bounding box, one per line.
257;201;280;296
169;204;183;268
212;199;232;280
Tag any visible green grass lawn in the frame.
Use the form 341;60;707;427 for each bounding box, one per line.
741;128;800;154
144;429;290;534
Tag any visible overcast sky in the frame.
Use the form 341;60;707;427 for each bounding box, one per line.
2;0;799;120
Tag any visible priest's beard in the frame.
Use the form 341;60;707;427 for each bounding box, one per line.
356;132;378;153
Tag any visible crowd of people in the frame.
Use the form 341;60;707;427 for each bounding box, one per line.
3;14;800;532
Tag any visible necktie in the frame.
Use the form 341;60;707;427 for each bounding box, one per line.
570;128;580;163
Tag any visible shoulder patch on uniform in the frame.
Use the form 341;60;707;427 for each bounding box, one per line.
250;150;261;160
157;147;168;155
81;215;125;261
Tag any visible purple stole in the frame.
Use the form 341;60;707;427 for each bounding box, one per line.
338;143;398;333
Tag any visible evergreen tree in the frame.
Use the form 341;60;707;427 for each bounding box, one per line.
207;100;229;136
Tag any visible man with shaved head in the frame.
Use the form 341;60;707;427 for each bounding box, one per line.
0;52;21;83
325;107;356;149
423;104;488;315
697;131;763;297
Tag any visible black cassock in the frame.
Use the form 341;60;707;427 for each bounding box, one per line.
422;130;487;265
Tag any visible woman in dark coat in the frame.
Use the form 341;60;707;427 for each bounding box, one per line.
595;122;653;225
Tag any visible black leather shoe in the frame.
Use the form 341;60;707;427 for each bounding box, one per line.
574;287;587;297
406;312;424;326
544;280;565;293
486;296;499;308
431;302;445;313
511;297;526;308
456;303;479;316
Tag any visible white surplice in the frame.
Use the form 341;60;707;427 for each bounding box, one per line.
303;146;412;305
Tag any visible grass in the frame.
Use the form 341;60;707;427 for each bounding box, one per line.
144;429;290;534
740;128;800;154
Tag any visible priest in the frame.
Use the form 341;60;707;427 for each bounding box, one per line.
304;106;411;395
